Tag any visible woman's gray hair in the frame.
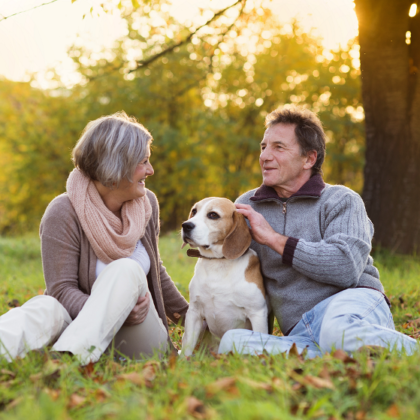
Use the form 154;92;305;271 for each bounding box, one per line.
72;111;152;188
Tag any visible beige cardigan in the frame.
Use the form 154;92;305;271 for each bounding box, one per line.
39;189;189;333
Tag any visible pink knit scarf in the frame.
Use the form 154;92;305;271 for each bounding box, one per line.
66;168;152;264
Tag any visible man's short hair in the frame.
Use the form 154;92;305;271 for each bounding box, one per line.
265;106;326;175
72;111;152;188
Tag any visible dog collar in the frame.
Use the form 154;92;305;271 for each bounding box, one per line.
186;249;225;259
186;248;250;259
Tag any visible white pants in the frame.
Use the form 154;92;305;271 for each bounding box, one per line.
52;258;169;364
0;259;168;364
0;295;71;362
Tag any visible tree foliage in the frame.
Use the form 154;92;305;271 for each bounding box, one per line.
0;4;365;233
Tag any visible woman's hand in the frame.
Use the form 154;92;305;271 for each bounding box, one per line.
124;292;151;326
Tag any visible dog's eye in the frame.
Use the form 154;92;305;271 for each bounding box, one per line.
207;212;220;220
191;209;197;217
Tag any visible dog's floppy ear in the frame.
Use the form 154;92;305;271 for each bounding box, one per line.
222;211;252;259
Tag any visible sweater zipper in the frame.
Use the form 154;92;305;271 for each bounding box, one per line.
282;201;287;234
282;196;315;235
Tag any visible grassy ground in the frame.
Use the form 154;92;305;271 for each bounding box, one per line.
0;233;420;419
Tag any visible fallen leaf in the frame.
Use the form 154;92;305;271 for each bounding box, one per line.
303;375;334;389
405;313;413;318
43;369;61;387
68;393;86;409
289;342;301;358
169;352;177;370
206;377;236;397
5;397;23;411
93;375;105;384
346;367;360;377
319;364;332;381
239;377;272;392
355;410;366;420
332;349;357;364
0;369;16;379
93;388;110;402
143;360;160;371
38;289;44;295
117;372;144;386
168;389;179;405
80;362;95;377
142;366;156;382
386;404;400;418
300;346;309;359
29;372;43;382
44;388;60;401
210;351;221;359
7;299;20;308
0;380;15;388
290;402;311;415
178;382;188;389
108;361;122;374
272;377;284;388
290;404;299;415
408;318;420;327
186;396;206;419
292;382;304;391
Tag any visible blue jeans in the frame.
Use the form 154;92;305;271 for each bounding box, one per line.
218;288;418;357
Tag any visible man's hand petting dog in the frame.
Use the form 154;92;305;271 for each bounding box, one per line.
235;203;289;256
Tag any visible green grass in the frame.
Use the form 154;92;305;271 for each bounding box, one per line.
0;233;420;419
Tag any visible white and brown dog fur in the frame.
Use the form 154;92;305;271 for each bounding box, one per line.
180;197;268;357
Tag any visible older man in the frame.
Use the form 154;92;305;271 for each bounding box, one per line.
219;106;417;357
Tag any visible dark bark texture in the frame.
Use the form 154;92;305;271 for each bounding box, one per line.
355;0;420;253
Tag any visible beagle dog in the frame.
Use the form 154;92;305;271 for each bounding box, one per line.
180;197;268;357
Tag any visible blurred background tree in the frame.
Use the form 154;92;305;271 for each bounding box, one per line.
355;0;420;254
0;0;365;234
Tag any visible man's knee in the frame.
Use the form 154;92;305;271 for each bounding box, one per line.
218;329;252;354
319;314;355;351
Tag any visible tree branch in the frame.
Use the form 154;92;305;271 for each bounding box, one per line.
0;0;62;22
128;0;245;73
161;1;247;100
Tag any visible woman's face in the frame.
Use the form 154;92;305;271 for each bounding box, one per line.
116;149;154;201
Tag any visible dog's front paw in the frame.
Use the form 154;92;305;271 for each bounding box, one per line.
179;348;193;358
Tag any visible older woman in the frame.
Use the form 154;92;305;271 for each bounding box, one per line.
38;112;188;364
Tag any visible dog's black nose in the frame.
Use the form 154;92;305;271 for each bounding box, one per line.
182;222;195;232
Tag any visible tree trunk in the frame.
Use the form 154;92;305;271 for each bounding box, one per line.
355;0;420;253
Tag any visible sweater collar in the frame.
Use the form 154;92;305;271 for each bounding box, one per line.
250;174;326;203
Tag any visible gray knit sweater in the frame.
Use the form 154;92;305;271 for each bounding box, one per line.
236;175;384;335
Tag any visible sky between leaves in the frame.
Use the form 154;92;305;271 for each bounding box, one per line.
0;0;358;89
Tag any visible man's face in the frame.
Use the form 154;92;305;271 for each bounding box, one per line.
259;123;309;194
